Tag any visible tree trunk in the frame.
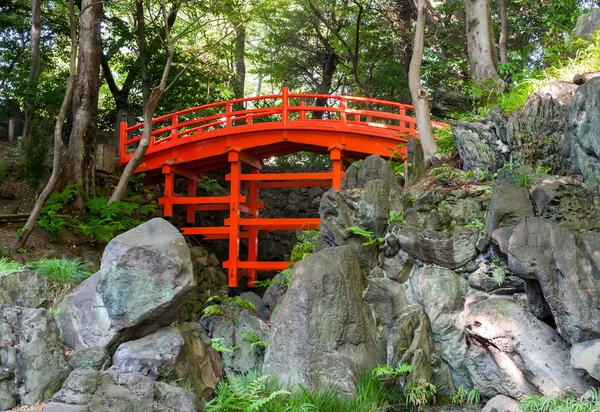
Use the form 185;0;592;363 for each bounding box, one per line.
108;0;174;204
13;0;78;251
464;0;500;83
409;0;437;163
22;0;42;149
497;0;508;66
314;51;337;119
233;22;246;100
67;0;103;210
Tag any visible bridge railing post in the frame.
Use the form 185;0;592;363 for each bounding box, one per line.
171;115;178;140
119;114;127;164
282;86;289;127
340;97;347;125
300;100;306;121
226;103;232;128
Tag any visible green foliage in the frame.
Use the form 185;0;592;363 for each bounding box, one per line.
198;177;225;194
451;385;482;406
242;332;268;350
0;159;7;187
520;388;600;412
202;295;257;321
386;211;404;225
465;219;485;230
405;382;436;407
274;152;331;169
371;363;411;379
435;127;455;156
0;257;24;275
38;185;78;242
345;226;384;247
466;388;481;405
514;172;535;189
23;138;51;189
27;258;92;292
211;338;238;354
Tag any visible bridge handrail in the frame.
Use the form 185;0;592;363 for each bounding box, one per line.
120;87;448;164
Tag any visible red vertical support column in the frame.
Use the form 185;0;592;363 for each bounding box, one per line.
228;150;241;288
247;167;260;287
162;165;175;218
329;146;343;190
186;178;197;223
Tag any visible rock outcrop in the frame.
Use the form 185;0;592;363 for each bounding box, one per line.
57;218;196;353
571;339;600;381
0;305;71;410
263;245;381;395
0;270;47;308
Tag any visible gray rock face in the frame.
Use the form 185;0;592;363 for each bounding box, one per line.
364;276;408;351
482;395;520;412
571;339;600;381
530;176;600;231
464;297;595;398
576;9;600;39
485;184;534;235
262;272;288;315
202;310;270;376
113;324;223;399
263;246;381;395
390;226;478;269
341;154;398;191
508;218;600;344
43;369;200;411
381;248;413;283
71;347;111;371
0;270;47;308
568;77;600;190
410;267;470;388
57;218;196;352
0;305;71;410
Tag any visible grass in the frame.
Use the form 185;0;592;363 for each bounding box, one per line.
0;257;25;275
520;388;600;412
26;258;92;299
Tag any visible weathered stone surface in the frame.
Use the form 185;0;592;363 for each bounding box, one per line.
571;339;600;381
530;176;600;231
341;154;398;191
0;305;71;410
485;183;534;235
57;218;196;353
390;226;478;269
364;277;408;352
576;9;600;39
482;395;520;412
202;310;269;376
410;267;470;388
113;324;222;399
523;280;552;319
71;347;111;371
464;297;595;398
0;270;47;308
568;77;600;190
262;272;288;315
263;246;381;395
508;218;600;344
240;291;269;320
468;264;524;294
43;369;200;411
381;248;413;283
491;227;514;256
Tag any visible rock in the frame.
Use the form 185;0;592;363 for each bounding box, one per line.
530;176;600;231
112;324;223;399
523;279;552;319
390;226;478;269
464;297;595;398
432;88;476;118
451;106;507;172
381;249;413;283
468;266;523;294
0;305;71;410
482;395;520;412
571;339;600;381
0;270;47;308
262;272;288;314
307;186;324;198
491;227;514;256
71;347;111;371
263;246;381;395
568;77;600;190
364;277;409;350
508;218;600;344
258;240;288;261
404;138;426;186
80;251;100;271
485;183;534;235
240;291;269;320
43;369;200;411
410;267;470;388
576;9;600;39
574;72;600;85
201;310;270;376
341;154;398;191
57;218;196;353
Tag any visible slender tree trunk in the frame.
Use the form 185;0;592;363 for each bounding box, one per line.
13;0;78;251
314;51;337;119
409;0;437;163
464;0;500;83
233;22;246;100
67;0;103;210
108;0;174;204
22;0;42;148
497;0;508;65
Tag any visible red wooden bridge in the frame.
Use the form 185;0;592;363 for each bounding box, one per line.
120;87;446;289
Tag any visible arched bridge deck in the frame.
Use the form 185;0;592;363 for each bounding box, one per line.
120;88;447;289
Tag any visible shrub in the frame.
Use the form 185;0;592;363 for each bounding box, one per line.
0;257;24;275
435;127;456;156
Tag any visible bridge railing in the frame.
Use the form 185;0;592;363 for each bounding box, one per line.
120;87;448;164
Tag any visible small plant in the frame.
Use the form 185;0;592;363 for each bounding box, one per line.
386;211;404;225
345;226;384;247
435;127;455;156
198;176;225;194
408;195;417;204
466;387;481;405
452;385;482;406
48;307;61;317
242;332;268;351
405;382;436;407
466;219;485;230
519;387;600;412
202;295;257;321
492;266;506;287
514;172;535;189
535;165;551;174
371;363;411;380
27;258;92;294
0;257;24;275
211;338;238;353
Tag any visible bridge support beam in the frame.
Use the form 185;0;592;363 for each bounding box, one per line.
227;150;241;288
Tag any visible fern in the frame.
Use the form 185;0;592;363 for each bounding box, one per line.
242;332;268;350
211;338;237;353
466;388;481;405
451;384;468;405
202;295;257;320
492;266;506;286
386;211;404;225
405;382;436;407
371;363;411;379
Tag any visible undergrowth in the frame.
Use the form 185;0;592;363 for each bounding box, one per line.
519;388;600;412
27;258;92;296
0;257;24;275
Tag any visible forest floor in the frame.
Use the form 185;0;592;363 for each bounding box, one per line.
0;138;102;262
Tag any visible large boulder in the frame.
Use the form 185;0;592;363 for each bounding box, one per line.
482;395;519;412
410;267;471;388
200;310;269;376
508;218;600;344
70;347;111;371
341;154;398;191
263;246;381;395
568;77;600;190
576;9;600;39
0;270;47;308
112;323;223;399
389;226;479;269
43;369;200;411
56;218;196;353
0;305;71;410
571;339;600;381
464;297;595;398
485;183;534;235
